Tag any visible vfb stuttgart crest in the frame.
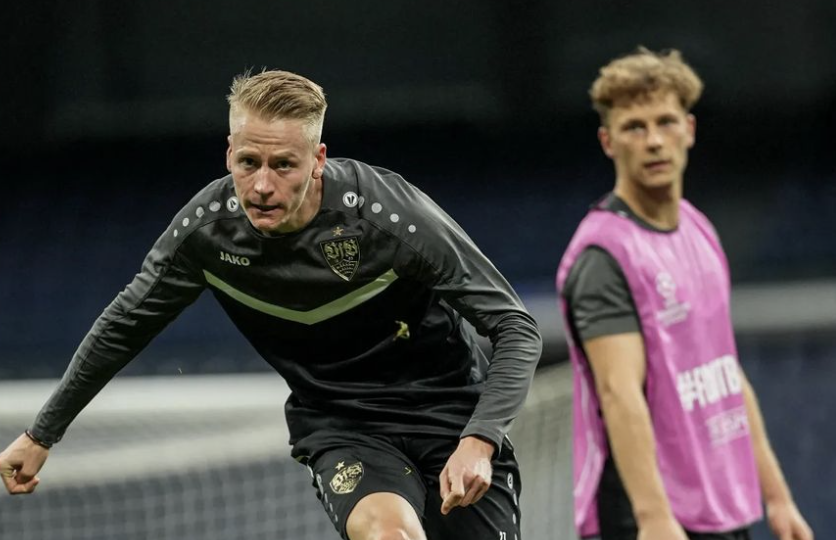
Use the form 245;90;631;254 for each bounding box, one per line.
320;237;360;281
330;462;364;495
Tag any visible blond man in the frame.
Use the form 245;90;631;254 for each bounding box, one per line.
556;48;813;540
0;70;541;540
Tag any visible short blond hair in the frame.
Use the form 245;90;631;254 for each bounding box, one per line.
590;47;703;124
227;69;328;145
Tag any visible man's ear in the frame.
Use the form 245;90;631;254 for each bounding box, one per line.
313;143;327;178
686;114;696;149
226;135;234;172
598;126;614;159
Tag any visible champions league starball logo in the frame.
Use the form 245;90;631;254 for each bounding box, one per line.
655;272;691;326
655;272;677;302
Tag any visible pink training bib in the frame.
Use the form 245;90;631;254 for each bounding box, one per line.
557;199;762;537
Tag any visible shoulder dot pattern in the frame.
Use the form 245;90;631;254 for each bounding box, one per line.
365;196;416;233
209;201;221;212
182;217;190;227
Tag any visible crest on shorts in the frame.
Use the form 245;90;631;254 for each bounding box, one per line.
330;461;364;494
320;237;360;281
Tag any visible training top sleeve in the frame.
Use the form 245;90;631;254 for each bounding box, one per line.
29;215;207;445
385;182;542;451
562;246;640;341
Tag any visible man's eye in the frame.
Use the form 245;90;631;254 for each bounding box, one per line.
240;158;256;168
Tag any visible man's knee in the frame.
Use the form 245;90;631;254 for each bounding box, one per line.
346;492;426;540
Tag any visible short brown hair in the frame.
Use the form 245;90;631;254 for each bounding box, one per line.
227;69;328;144
590;47;703;124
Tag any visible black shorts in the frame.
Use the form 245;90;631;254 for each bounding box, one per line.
291;430;522;540
596;456;750;540
593;530;751;540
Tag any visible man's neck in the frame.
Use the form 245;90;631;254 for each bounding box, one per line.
613;181;681;231
291;175;324;230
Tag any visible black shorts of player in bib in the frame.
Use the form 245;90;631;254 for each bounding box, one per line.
596;456;751;540
292;430;523;540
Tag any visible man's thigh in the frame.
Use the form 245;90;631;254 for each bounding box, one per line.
413;436;523;540
292;431;428;540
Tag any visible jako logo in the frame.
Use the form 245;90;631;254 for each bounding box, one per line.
220;251;251;266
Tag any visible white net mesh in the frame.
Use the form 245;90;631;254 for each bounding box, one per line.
0;365;573;540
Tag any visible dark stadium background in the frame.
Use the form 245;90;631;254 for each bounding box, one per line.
2;1;834;538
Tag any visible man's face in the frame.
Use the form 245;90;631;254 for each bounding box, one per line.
599;91;695;192
226;111;326;234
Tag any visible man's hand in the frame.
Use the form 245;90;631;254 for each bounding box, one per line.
439;436;494;515
767;499;814;540
0;433;50;495
637;514;689;540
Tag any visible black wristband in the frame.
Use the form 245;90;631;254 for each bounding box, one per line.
24;429;53;450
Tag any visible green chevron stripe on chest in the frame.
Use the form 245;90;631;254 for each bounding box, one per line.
202;269;399;324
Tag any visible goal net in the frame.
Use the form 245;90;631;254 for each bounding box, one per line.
0;364;574;540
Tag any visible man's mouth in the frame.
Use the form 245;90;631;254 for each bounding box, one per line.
644;160;671;170
249;202;282;212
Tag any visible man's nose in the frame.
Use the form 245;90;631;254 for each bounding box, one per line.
253;167;274;196
646;127;663;150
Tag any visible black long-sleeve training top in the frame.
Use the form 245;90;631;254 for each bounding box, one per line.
31;158;542;450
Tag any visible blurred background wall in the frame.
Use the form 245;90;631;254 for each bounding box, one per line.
1;1;834;538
